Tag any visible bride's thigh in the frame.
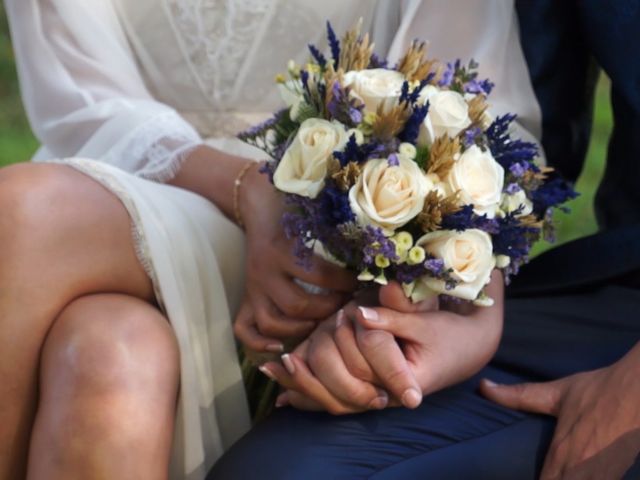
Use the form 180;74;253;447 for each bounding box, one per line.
28;293;179;476
0;162;154;308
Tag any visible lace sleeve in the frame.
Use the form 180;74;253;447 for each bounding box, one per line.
6;0;202;181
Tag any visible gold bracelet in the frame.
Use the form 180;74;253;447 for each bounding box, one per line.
233;161;257;228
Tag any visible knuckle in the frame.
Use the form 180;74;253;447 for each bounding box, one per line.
358;329;394;351
254;309;281;337
346;362;374;382
348;385;376;407
383;366;411;389
281;296;309;318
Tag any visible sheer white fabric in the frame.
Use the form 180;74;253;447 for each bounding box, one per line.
6;0;543;478
6;0;202;181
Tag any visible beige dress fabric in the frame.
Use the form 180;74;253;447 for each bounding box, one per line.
6;0;542;477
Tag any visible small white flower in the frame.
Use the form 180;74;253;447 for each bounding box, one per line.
398;142;417;160
501;189;533;217
495;255;511;268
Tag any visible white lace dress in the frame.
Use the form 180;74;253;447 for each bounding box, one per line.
6;0;542;478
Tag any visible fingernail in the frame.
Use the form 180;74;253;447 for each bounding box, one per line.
402;388;422;409
275;393;289;408
266;343;284;353
368;393;389;410
483;379;498;388
358;306;380;323
281;354;295;375
258;364;276;381
336;309;345;328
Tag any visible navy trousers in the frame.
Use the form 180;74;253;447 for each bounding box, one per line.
210;285;640;479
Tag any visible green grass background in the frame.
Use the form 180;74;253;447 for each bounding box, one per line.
0;5;611;253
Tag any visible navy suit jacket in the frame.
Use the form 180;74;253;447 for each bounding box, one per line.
510;0;640;295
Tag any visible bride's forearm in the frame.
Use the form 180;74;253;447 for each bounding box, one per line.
168;145;254;223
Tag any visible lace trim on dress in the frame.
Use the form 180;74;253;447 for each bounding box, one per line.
165;0;273;108
52;158;166;310
102;110;203;182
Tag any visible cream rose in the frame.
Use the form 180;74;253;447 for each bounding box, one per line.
343;69;405;115
416;229;495;300
445;145;504;218
349;156;430;231
501;189;533;216
273;118;348;198
418;86;472;145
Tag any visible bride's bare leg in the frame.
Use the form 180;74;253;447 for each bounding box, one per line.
27;294;179;480
0;163;169;478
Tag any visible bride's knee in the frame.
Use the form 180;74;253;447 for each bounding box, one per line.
0;163;78;242
41;294;180;398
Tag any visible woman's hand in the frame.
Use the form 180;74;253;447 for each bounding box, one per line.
233;160;357;352
261;271;504;413
169;146;357;352
479;342;640;480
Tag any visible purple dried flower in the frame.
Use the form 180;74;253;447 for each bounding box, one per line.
509;162;527;178
438;63;455;87
425;258;445;275
327;81;364;127
362;226;398;265
506;183;521;195
387;153;399;166
463;126;482;148
349;107;363;124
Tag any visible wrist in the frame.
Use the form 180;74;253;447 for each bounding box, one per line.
233;161;260;229
238;162;284;235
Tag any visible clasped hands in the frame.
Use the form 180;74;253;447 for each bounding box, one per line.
255;276;503;414
234;171;640;478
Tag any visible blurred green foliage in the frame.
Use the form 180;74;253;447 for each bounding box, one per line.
0;4;39;164
0;3;612;250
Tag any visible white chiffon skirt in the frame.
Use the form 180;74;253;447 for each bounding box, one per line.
42;136;261;480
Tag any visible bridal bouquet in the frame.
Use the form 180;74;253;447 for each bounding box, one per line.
239;22;576;306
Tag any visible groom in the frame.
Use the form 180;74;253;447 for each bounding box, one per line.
212;1;640;478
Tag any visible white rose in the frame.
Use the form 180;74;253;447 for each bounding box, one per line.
343;69;405;115
416;229;495;300
501;189;533;216
349;156;429;231
445;145;504;218
418;86;472;145
273;118;348;198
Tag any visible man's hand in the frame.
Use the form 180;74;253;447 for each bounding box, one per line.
479;343;640;480
260;271;504;413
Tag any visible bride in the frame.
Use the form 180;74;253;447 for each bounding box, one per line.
2;0;542;479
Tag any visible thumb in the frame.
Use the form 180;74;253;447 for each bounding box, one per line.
354;305;426;342
479;378;565;416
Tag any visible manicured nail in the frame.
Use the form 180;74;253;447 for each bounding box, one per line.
358;306;380;323
281;354;295;375
368;392;389;410
483;379;498;388
402;388;422;409
258;364;276;381
266;343;284;353
336;309;345;328
275;393;289;408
